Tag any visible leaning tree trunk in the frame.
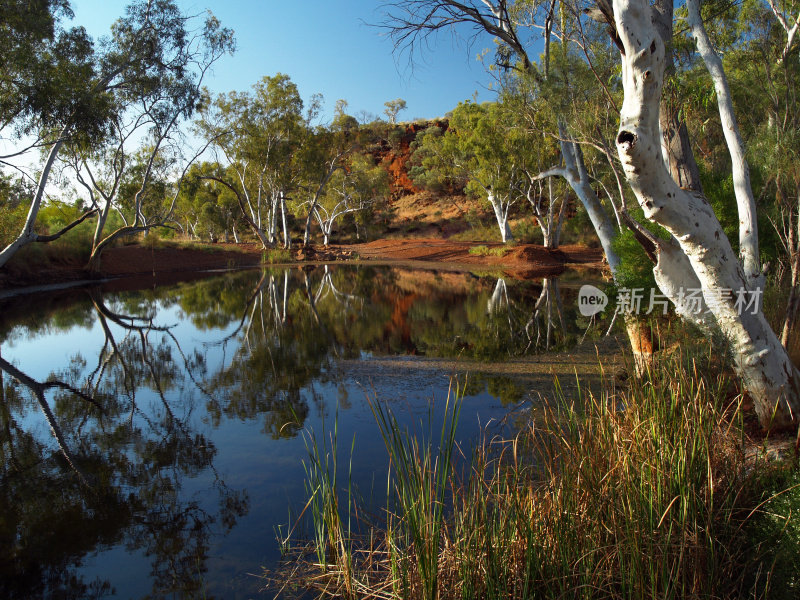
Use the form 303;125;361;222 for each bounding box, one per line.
93;199;112;251
613;0;800;431
556;124;621;273
0;137;64;269
686;0;762;288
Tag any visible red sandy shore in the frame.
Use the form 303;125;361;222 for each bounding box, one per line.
0;239;605;292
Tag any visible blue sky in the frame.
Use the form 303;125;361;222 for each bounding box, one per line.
70;0;495;122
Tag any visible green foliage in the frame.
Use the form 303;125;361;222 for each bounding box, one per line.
740;462;800;598
315;151;390;244
0;0;100;139
2;0;234;150
178;162;241;242
468;244;510;257
409;100;557;242
611;231;657;295
203;72;305;196
3;214;94;277
512;219;542;244
370;390;461;600
448;223;502;243
561;207;597;247
0;176;31;247
296;413;356;584
387;127;405;151
263;248;293;264
699;165;740;254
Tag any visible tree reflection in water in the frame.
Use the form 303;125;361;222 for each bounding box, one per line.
0;265;598;597
0;293;249;599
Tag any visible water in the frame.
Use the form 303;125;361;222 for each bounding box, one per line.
0;265;606;598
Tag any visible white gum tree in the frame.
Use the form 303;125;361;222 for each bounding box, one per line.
611;0;800;429
385;0;800;429
309;153;389;246
199;74;308;250
411;100;530;243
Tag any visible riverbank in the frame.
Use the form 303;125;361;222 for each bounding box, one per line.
0;238;605;294
269;349;800;599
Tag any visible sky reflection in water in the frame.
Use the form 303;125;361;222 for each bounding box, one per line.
0;265;598;598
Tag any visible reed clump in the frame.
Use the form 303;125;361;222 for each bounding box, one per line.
278;353;798;599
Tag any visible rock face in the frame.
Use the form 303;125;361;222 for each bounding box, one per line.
373;119;450;197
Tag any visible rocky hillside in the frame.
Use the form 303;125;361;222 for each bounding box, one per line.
373;119;449;197
363;119;528;241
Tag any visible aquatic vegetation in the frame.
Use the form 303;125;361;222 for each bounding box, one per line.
279;351;800;599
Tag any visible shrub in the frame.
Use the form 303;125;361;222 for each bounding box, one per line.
263;247;293;264
468;244;510;257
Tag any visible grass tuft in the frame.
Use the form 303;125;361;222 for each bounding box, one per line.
468;244;511;257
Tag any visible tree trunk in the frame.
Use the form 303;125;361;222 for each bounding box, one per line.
280;192;290;249
304;163;340;247
0;137;64;269
543;179;556;249
653;0;704;193
488;191;514;243
625;317;657;373
781;197;800;346
553;189;568;247
93;200;112;251
613;0;800;431
782;266;799;347
686;0;762;287
268;190;278;244
557;125;621;272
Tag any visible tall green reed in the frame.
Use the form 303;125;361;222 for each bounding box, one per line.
369;380;462;600
298;410;357;596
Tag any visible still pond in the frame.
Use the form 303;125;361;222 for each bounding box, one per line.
0;264;610;598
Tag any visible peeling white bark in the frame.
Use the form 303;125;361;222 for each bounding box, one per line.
613;0;800;430
652;239;717;332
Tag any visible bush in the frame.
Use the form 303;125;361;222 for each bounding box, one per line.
0;203;29;248
450;222;501;243
512;219;542;244
468;244;510;257
263;247;293;264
